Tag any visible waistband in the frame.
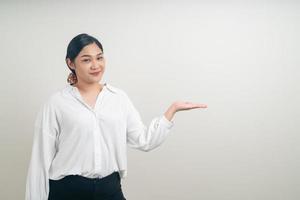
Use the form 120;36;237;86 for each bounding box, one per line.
50;171;120;182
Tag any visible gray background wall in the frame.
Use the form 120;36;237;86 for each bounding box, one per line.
0;1;299;199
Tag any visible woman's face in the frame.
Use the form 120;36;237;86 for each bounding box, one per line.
67;42;105;85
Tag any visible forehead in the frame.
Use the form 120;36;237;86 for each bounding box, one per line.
79;43;103;55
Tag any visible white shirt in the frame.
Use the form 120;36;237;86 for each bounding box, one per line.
25;82;174;200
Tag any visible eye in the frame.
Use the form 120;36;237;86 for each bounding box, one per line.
82;59;90;62
97;56;103;60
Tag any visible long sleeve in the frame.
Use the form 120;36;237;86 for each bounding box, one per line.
25;101;59;200
124;93;174;152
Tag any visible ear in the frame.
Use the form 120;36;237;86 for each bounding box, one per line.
66;58;76;70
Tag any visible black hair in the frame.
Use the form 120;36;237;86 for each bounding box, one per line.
65;33;104;75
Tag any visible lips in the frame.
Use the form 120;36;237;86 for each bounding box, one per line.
90;71;101;76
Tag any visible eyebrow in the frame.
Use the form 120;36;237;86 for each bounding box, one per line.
80;53;103;58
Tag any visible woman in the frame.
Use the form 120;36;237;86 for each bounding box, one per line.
25;33;207;200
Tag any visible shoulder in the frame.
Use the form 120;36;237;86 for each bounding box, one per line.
39;85;69;110
105;83;133;105
105;83;128;97
48;86;68;104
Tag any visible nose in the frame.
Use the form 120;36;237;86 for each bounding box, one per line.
91;60;102;70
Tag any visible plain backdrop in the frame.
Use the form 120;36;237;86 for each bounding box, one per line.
0;1;299;199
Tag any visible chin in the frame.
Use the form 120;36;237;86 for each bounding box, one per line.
92;77;102;83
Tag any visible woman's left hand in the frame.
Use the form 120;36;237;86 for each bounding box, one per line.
173;101;208;112
164;101;208;121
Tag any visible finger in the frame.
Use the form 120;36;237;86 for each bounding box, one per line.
191;103;208;108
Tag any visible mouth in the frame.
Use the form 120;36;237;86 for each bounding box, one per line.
90;71;101;76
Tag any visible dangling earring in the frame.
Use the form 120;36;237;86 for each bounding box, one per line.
67;72;77;85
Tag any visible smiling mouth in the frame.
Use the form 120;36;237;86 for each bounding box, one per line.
90;71;101;75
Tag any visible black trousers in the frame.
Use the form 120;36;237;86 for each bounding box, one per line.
48;172;126;200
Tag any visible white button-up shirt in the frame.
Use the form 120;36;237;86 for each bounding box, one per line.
25;82;174;200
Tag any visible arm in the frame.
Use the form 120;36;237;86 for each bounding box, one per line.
125;91;208;152
25;102;58;200
125;93;174;152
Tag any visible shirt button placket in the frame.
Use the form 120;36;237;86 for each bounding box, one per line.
93;111;101;174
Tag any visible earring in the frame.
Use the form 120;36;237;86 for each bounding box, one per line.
67;72;77;85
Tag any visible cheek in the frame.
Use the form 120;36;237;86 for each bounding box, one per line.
76;66;90;76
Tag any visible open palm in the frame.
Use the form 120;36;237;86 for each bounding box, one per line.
174;101;208;111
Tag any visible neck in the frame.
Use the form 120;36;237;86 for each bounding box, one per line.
73;81;103;94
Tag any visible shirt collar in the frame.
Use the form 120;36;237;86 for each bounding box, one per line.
103;83;118;94
67;82;118;94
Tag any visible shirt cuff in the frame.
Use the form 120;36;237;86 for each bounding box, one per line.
161;115;174;129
